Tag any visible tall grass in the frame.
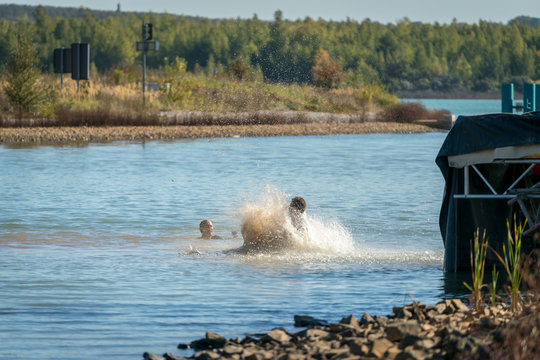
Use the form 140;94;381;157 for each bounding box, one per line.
492;217;527;313
464;229;489;311
490;264;499;307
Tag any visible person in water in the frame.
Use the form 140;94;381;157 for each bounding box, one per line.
288;196;306;231
240;196;307;251
199;219;222;239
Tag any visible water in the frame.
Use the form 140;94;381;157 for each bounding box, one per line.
0;133;449;359
402;98;501;115
2;98;498;359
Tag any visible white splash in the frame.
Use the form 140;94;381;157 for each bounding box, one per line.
239;186;355;254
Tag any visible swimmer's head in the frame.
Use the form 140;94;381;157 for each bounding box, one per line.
289;196;306;217
199;219;214;239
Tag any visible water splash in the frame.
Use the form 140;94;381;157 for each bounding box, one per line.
239;186;355;254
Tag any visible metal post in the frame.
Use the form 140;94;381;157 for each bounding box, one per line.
464;166;470;196
75;43;80;95
523;83;536;113
142;22;147;106
501;83;514;113
536;84;540;111
142;51;146;105
60;47;64;89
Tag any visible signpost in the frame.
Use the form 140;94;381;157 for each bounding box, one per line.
53;43;89;94
53;47;72;88
71;43;90;94
136;22;159;105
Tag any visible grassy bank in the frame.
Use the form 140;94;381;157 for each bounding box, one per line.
0;70;451;129
0;71;397;123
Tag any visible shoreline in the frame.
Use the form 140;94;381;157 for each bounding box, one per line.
143;296;539;360
0;122;443;145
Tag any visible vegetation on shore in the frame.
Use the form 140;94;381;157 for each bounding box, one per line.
0;4;539;97
0;32;450;128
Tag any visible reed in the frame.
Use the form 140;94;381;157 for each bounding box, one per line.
492;216;526;313
490;264;499;307
463;229;488;311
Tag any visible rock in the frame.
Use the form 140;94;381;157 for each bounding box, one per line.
398;334;421;349
451;299;469;312
360;312;375;325
370;338;394;358
163;353;186;360
434;302;447;314
443;300;456;314
395;348;427;360
205;331;227;348
244;350;275;360
328;323;358;335
386;320;422;342
193;350;221;360
396;308;413;319
348;339;370;356
386;346;401;360
415;338;435;350
190;338;210;350
324;348;351;359
263;329;291;344
284;352;308;360
294;315;328;327
375;316;389;327
222;345;243;355
339;315;360;329
304;328;329;340
143;352;166;360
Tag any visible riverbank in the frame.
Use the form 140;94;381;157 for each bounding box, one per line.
0;122;443;145
144;295;539;360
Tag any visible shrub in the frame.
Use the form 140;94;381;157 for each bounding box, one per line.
377;102;449;123
312;48;344;89
113;69;124;85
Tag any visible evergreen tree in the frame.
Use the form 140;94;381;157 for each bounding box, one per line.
3;34;48;118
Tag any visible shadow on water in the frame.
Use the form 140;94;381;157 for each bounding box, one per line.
440;271;471;299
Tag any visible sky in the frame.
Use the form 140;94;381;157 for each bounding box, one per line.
2;0;539;24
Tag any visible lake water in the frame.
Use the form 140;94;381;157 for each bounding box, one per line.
402;98;501;115
0;99;497;359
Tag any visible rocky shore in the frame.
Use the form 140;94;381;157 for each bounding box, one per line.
0;122;442;145
143;297;539;360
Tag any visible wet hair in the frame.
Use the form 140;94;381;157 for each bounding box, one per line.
290;196;306;213
199;219;213;232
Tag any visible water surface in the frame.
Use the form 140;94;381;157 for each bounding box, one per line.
1;133;448;359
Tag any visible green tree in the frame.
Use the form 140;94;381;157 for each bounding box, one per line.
3;34;48;118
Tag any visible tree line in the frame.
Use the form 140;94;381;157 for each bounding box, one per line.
1;5;539;93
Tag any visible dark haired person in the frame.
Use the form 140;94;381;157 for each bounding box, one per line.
288;196;306;231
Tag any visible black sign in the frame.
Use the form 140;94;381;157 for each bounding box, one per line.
53;48;72;74
71;43;90;80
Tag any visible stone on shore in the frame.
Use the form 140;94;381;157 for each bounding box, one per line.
293;315;328;327
0;122;440;145
159;298;538;360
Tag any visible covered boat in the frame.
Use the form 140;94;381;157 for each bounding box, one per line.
436;111;540;272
